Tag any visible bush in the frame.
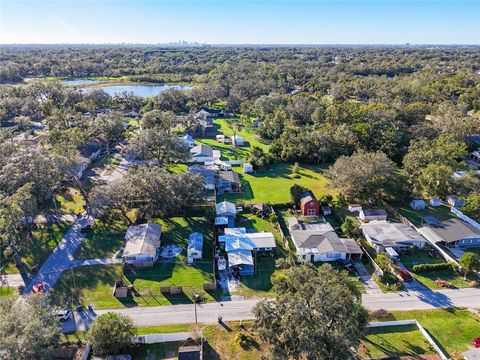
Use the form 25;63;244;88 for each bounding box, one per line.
369;309;392;319
275;258;293;269
412;262;454;273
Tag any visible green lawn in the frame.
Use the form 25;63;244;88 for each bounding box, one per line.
395;204;453;227
400;249;477;289
55;188;85;214
360;324;434;359
74;220;127;259
136;323;193;335
371;308;480;357
0;287;17;298
218;163;335;205
52;217;218;309
127;341;183;359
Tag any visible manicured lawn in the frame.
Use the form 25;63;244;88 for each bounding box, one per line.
359;324;434;359
218;163;335;205
395;204;453;227
400;249;477;289
127;341;183;359
371;308;480;357
55;188;85;214
136;323;193;335
74;220;127;259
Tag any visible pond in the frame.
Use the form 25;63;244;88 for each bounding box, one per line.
61;79;99;86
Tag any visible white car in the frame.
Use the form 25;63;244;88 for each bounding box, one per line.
56;310;72;322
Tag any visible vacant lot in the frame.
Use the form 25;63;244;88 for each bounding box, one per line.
218;163;335;205
55;187;85;214
395;204;453;226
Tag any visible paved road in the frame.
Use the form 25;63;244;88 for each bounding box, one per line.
23;215;94;294
61;287;480;332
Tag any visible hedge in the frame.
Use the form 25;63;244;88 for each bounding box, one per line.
412;262;455;273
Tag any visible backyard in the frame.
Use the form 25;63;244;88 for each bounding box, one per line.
395;204;453;227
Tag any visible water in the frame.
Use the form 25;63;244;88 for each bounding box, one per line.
62;79;99;86
94;84;191;97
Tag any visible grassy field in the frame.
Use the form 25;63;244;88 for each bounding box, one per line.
371;308;480;358
74;220;127;259
55;188;85;214
52;217;218;309
127;341;183;359
218;163;335;205
400;249;477;289
359;324;434;359
395;204;453;226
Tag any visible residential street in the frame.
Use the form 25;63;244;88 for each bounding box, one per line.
62;287;480;332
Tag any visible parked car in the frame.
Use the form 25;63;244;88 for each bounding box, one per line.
31;283;44;293
80;224;92;233
398;269;413;282
472;337;480;348
336;259;355;273
56;310;71;322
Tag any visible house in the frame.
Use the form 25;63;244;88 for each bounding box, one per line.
228;249;254;276
198;108;222;117
189;144;221;163
447;196;464;207
210;159;231;171
420;217;480;248
187;232;203;264
182;134;195;148
78;136;108;162
188;165;217;190
468;150;480;164
300;192;320;216
178;341;203;360
289;219;362;262
71;154;91;178
243;162;253;173
359;209;388;222
430;198;442;207
410;199;426;210
231;135;244;146
321;206;332;216
215;201;237;217
217;171;242;194
360;220;426;253
123;223;162;267
348;204;362;213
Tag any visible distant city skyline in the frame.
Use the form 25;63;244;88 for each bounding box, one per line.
1;1;479;45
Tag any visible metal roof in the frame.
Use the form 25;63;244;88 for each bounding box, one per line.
124;223;162;257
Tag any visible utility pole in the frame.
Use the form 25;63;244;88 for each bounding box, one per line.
192;288;198;325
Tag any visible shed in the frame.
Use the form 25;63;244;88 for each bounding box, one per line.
123;224;162;267
409;199;426;210
430;198;442;207
321;206;332;216
300;191;320;216
231;135;244;146
446;196;464;207
243;163;253;173
187;232;203;263
348;204;362;213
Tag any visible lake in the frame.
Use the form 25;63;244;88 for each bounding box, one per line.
62;79;191;97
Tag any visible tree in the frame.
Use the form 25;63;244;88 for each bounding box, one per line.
140;110;176;130
459;252;480;280
125;127;189;164
341;216;359;237
459;192;480;222
87;312;137;356
375;253;391;274
249;146;270;170
254;264;368;360
0;294;60;360
290;184;308;207
326;151;398;202
417;163;455;198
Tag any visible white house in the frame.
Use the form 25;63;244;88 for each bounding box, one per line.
123;223;162;267
231;135;244;146
187;232;203;264
215;201;237;217
289;219;362;262
189;144;221;163
243;163;253;173
359;209;388;222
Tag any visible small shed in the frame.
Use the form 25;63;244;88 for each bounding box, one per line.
430;198;442;207
243;163;253;173
446;196;464;208
231;135;244;146
216;134;225;143
187;232;203;264
409;199;426;210
321;206;332;216
348;204;362;213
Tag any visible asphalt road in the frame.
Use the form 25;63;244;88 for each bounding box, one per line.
61;287;480;332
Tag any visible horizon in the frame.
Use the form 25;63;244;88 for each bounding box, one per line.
1;1;479;45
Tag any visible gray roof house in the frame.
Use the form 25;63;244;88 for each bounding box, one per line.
361;220;426;253
123;223;162;267
189;145;221;163
289;218;362;262
217;171;242;194
359;208;388;222
188;164;218;190
420;217;480;248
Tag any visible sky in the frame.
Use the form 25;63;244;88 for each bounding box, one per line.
0;0;479;45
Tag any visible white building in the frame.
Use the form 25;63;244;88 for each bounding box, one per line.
231;135;244;146
123;223;162;267
189;144;221;163
243;163;253;173
187;232;203;264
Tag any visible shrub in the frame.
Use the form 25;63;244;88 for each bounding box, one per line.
369;309;392;319
412;262;454;273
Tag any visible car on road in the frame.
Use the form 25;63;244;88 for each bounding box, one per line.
473;337;480;348
31;283;44;293
336;259;355;273
56;310;72;322
398;269;413;282
80;224;92;233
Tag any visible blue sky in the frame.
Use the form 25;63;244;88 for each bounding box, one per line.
0;1;479;44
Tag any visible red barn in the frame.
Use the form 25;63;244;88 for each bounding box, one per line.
300;192;320;216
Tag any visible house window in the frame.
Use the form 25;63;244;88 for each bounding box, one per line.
327;252;341;259
307;209;316;216
310;202;314;206
126;256;136;261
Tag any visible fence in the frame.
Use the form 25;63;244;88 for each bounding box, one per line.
367;320;450;360
451;207;480;231
359;245;384;277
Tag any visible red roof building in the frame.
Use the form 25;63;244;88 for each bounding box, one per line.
300;192;320;216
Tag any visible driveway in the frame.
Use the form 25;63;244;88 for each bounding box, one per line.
23;215;94;294
352;260;382;294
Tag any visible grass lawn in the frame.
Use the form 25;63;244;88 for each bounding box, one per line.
74;220;127;259
55;188;85;214
0;287;17;298
371;308;480;358
218;162;335;205
395;204;453;227
359;324;434;359
136;323;193;335
52;217;218;309
127;341;183;359
400;249;477;289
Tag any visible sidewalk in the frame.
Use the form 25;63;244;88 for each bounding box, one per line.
352;260;382;294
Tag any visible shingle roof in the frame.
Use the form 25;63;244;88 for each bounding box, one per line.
219;170;241;185
423;217;480;244
190;144;213;157
123;223;162;257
